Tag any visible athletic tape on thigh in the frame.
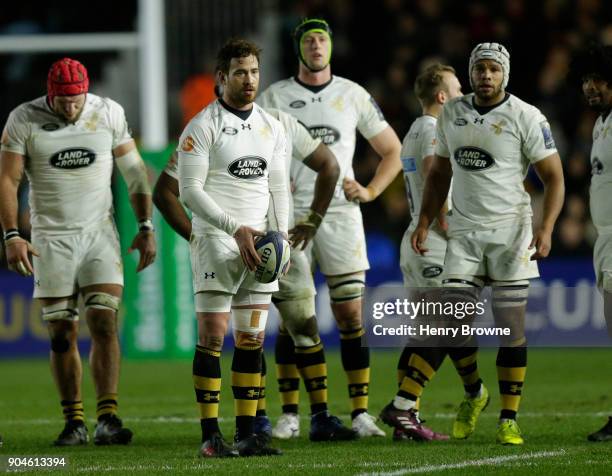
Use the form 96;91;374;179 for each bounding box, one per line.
275;297;318;347
327;272;365;302
442;277;483;301
602;273;612;293
42;299;79;322
84;293;120;313
492;280;529;308
195;291;232;313
232;308;269;334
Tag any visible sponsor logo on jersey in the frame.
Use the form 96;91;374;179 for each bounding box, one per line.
42;123;60;131
308;125;340;145
592;157;603;175
422;266;443;278
50;148;96;169
453;146;495;171
454;118;468;126
181;135;195;152
227;156;268;179
222;126;238;135
540;121;555;149
289;100;306;108
401;157;417;173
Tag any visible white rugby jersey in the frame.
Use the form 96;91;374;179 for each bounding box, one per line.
177;100;288;237
589;111;612;234
436;93;557;231
401;115;437;224
165;107;319;227
1;94;132;236
259;75;388;216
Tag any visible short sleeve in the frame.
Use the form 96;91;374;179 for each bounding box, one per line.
420;122;437;159
434;107;451;158
280;111;320;161
107;99;133;148
163;152;179;179
1;109;29;155
521;107;558;164
355;86;388;140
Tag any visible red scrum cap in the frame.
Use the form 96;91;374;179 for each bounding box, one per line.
47;58;89;102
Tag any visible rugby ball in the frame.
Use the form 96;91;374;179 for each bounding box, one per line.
253;231;291;283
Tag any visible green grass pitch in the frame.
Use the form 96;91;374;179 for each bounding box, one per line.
1;348;611;475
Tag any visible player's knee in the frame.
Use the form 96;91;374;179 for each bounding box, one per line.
42;299;79;322
492;280;529;345
232;308;268;347
47;319;77;354
602;273;612;293
276;297;319;346
327;272;365;304
200;334;225;351
84;292;120;315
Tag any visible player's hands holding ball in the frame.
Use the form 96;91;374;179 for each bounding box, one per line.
234;225;264;271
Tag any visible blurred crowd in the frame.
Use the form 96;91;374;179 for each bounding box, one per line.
277;0;611;257
1;0;611;268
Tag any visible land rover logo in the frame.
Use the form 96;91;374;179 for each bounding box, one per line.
228;156;267;179
50;148;96;169
453;147;494;171
422;266;443;278
308;125;340;145
222;126;238;135
42;123;60;131
289;100;306;108
454;118;468;126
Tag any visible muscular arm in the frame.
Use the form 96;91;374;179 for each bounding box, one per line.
0;151;24;231
113;140;156;272
302;143;340;216
113;140;152;221
153;168;192;241
531;153;565;259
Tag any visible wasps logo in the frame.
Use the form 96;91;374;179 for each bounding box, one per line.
491;119;507;135
181;135;195;152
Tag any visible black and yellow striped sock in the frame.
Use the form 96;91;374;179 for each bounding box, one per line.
295;340;328;415
61;400;84;423
96;393;118;421
397;348;446;402
340;327;370;419
497;346;527;420
396;346;412;386
232;346;262;440
193;345;222;441
256;353;267;417
275;329;300;414
448;343;482;396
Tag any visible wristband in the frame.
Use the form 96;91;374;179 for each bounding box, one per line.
138;219;154;232
3;228;19;241
297;210;324;229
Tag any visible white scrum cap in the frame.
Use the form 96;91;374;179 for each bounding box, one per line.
469;42;510;89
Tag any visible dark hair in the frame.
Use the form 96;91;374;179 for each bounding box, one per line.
414;64;456;105
568;43;612;86
216;38;262;75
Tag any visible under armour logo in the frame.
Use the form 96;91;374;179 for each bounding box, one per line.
473;117;484;125
34;279;40;287
241;124;251;130
202;392;219;402
311;97;322;102
204;272;216;279
246;389;260;398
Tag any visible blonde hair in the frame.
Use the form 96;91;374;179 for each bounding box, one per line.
414;64;456;106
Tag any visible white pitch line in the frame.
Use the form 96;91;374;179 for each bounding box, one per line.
358;449;567;476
